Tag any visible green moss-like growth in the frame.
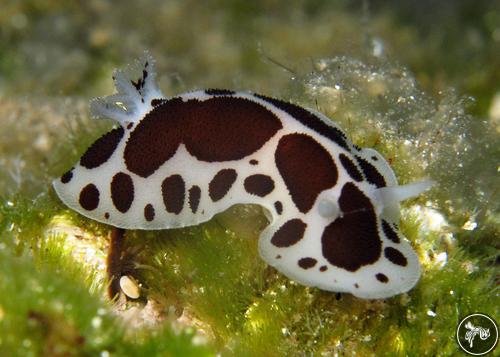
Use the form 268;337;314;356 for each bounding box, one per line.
1;1;498;356
0;236;211;356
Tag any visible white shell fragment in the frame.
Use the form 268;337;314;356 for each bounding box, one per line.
119;275;140;299
53;54;432;299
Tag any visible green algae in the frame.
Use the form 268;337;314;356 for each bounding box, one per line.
0;1;498;356
0;233;211;357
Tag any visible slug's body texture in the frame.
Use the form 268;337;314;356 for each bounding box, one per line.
53;54;431;299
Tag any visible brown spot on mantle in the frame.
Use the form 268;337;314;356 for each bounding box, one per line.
355;155;386;188
384;247;407;266
321;183;381;271
298;257;317;269
275;133;338;213
254;94;349;150
382;220;400;243
274;201;283;215
339;153;363;182
188;185;201;213
244;174;275;197
80;127;124;169
110;172;134;213
144;204;155;221
376;273;389;283
124;97;282;177
79;183;99;211
60;168;73;184
271;219;307;248
161;175;185;214
209;169;237;202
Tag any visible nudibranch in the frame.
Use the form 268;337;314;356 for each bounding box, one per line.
53;53;432;299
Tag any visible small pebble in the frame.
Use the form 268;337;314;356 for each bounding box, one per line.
119;275;140;299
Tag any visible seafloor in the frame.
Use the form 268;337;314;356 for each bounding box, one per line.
0;1;498;356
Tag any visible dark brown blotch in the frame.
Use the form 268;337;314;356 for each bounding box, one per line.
209;169;237;202
270;219;307;248
355;155;386;188
80;127;124;169
244;174;275;197
60;169;73;184
151;98;166;106
321;183;381;271
275;133;338;213
298;257;317;269
144;204;155;221
319;265;328;272
384;247;408;266
79;183;100;211
254;94;349;150
337;182;375;214
124;97;282;178
205;88;235;96
376;273;389;283
110;172;135;213
161;175;185;214
382;220;400;243
249;159;259;165
339;153;363;182
274;201;283;215
188;185;201;213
